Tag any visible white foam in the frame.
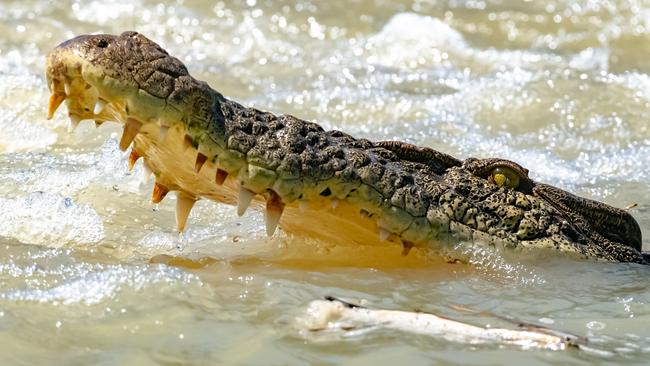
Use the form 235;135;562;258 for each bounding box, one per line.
365;13;467;69
0;192;105;247
0;264;200;305
569;47;610;71
0;108;57;153
0;46;59;152
1;139;142;196
70;0;142;26
364;13;577;72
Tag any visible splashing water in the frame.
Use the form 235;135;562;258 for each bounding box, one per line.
1;0;650;364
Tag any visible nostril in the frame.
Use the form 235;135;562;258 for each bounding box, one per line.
535;183;643;251
97;39;108;48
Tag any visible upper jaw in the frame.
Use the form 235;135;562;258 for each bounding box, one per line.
45;37;146;134
45;66;116;131
46;42;98;123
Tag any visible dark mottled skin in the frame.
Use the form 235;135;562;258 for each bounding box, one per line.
47;31;648;264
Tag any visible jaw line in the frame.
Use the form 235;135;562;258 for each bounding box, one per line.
45;62;448;268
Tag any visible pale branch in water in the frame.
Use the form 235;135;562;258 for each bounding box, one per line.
296;297;614;355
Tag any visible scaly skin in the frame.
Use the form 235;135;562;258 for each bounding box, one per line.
45;31;648;264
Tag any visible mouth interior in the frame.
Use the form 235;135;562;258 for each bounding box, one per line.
46;63;447;268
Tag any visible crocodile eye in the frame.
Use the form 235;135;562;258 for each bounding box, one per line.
489;167;520;189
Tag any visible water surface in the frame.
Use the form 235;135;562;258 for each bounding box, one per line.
1;0;650;364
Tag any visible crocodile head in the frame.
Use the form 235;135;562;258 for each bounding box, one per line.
45;31;647;264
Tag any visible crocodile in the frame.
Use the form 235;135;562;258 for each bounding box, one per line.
45;31;648;264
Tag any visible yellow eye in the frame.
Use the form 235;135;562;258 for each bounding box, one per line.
490;167;520;189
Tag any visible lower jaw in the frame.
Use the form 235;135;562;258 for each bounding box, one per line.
134;122;449;268
49;76;451;267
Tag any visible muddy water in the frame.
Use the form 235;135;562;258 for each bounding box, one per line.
2;0;650;364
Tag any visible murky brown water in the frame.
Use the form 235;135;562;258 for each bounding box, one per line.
2;0;650;364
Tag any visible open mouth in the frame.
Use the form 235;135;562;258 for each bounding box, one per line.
44;32;648;266
44;35;445;268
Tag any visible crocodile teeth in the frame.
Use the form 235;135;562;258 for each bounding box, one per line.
93;99;106;114
237;186;255;216
47;93;65;119
128;149;140;171
379;228;390;241
265;192;285;236
159;126;169;140
215;169;228;185
195;153;207;173
175;193;196;232
183;135;193;151
119;117;142;151
63;82;71;95
401;241;414;256
94;100;107;114
331;198;339;209
68;114;81;132
151;181;169;203
298;200;308;212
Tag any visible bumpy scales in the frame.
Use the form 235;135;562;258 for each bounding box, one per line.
45;31;648;264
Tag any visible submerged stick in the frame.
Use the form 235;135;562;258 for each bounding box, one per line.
297;297;589;352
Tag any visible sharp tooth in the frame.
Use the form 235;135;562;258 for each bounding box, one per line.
299;200;308;212
175;193;197;232
49;79;60;93
68;115;81;132
142;162;152;184
331;198;339;209
215;168;228;185
183;135;193;150
379;228;390;241
151;181;169;203
265;191;285;236
94;99;106;114
195;153;208;173
237;186;255;216
401;241;414;256
47;93;66;119
119;117;142;151
64;82;71;95
128;149;140;171
159;126;169;140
